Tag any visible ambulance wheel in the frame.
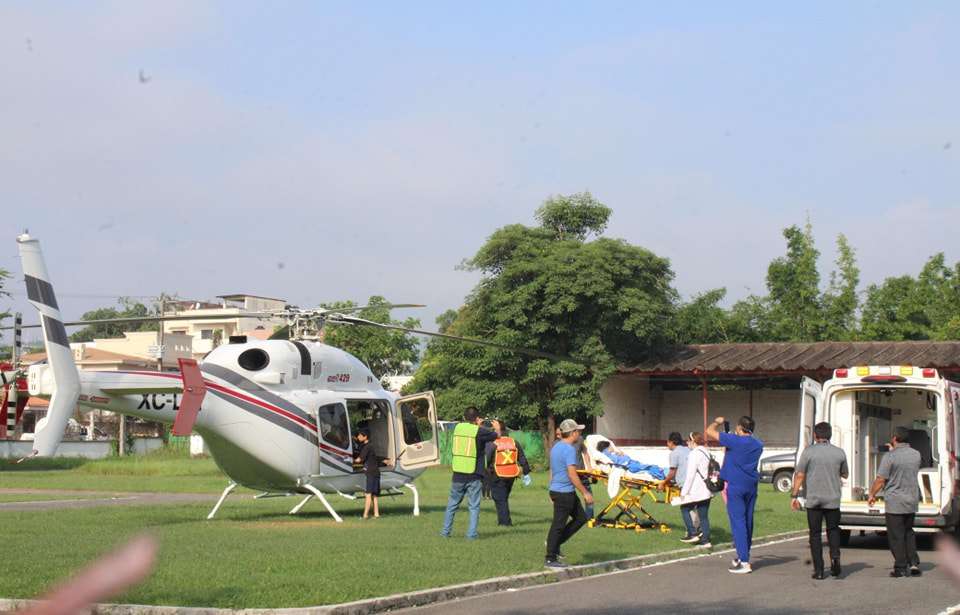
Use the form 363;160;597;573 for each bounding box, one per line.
840;530;851;547
773;471;793;493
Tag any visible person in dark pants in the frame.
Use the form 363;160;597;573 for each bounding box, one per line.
484;422;532;526
481;420;495;500
440;408;500;539
792;422;849;579
868;427;922;577
545;419;593;569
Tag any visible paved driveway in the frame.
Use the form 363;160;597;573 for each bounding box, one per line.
403;534;960;614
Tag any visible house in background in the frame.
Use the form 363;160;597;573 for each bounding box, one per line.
162;294;287;358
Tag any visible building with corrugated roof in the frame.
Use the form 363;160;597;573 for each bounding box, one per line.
599;341;960;449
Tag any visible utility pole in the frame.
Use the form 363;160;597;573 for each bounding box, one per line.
118;413;125;455
157;298;166;373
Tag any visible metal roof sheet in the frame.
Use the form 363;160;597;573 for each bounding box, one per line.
622;341;960;375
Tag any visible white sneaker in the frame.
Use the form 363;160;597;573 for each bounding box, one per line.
680;533;702;544
729;562;752;574
699;542;712;548
731;557;741;567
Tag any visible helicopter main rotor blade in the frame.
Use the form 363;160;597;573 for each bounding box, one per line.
0;312;273;331
327;315;590;365
318;303;425;315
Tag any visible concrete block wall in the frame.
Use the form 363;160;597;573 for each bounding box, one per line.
598;375;802;447
597;375;656;439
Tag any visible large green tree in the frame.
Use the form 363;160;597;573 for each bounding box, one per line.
322;296;422;378
408;192;677;446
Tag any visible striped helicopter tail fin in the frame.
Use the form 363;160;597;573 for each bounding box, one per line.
17;233;80;457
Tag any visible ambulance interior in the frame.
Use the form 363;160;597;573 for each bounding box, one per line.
831;387;939;502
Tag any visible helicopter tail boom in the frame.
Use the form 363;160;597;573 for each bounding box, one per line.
17;233;80;457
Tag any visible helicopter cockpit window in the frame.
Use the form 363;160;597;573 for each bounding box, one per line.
237;348;270;371
317;403;350;451
400;399;434;446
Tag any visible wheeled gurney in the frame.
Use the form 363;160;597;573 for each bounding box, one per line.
578;435;680;533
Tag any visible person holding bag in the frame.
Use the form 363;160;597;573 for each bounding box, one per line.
680;431;713;548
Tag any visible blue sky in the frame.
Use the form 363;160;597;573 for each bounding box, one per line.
1;2;957;341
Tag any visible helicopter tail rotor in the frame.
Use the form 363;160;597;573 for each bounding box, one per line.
171;359;206;436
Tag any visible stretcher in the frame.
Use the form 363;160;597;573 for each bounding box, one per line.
578;435;680;533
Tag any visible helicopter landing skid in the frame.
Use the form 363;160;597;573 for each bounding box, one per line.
206;481;237;520
404;482;420;516
288;484;344;523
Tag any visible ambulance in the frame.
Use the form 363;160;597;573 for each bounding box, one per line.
796;366;960;543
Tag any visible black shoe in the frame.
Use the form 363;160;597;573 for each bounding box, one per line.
544;560;568;570
890;569;908;578
910;566;922;577
812;570;827;580
831;559;842;577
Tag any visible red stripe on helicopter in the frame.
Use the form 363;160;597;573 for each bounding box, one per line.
112;371;335;444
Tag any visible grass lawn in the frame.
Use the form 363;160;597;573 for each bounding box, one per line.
0;449;249;494
0;450;804;608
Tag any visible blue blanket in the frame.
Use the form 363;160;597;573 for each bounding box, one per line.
601;451;667;480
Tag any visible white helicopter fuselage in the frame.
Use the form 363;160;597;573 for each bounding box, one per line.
27;339;440;496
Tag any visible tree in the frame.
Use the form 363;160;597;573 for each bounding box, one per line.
69;298;158;342
408;193;677;448
821;234;860;340
535;192;612;241
322;296;422;378
702;223;862;343
765;222;823;341
859;254;960;341
674;289;733;344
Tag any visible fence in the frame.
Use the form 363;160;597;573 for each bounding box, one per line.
437;429;546;468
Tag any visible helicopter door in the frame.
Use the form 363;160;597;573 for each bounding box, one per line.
394;392;440;469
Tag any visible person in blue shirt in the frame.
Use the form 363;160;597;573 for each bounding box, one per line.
706;415;764;575
545;419;594;569
595;441;666;480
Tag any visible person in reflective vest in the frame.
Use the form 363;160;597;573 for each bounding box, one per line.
440;407;500;539
484;421;531;526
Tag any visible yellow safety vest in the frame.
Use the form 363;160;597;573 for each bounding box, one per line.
451;423;479;474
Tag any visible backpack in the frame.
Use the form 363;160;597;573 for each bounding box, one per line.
699;449;725;493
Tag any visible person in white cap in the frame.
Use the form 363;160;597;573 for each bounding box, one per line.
545;418;593;568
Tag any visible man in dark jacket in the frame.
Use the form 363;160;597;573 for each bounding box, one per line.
484;422;531;526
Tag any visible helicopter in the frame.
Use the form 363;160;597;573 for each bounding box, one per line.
3;233;578;522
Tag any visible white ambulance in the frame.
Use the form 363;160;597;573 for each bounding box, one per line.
796;366;960;543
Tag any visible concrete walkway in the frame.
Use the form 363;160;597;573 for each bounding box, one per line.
402;534;960;614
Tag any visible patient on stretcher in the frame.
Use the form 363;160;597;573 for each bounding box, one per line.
596;441;666;480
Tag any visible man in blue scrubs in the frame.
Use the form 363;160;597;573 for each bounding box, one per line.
706;415;764;574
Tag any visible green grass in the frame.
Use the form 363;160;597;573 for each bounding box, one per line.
0;453;804;608
0;448;245;494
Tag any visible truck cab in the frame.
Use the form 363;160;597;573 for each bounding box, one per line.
796;366;960;539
